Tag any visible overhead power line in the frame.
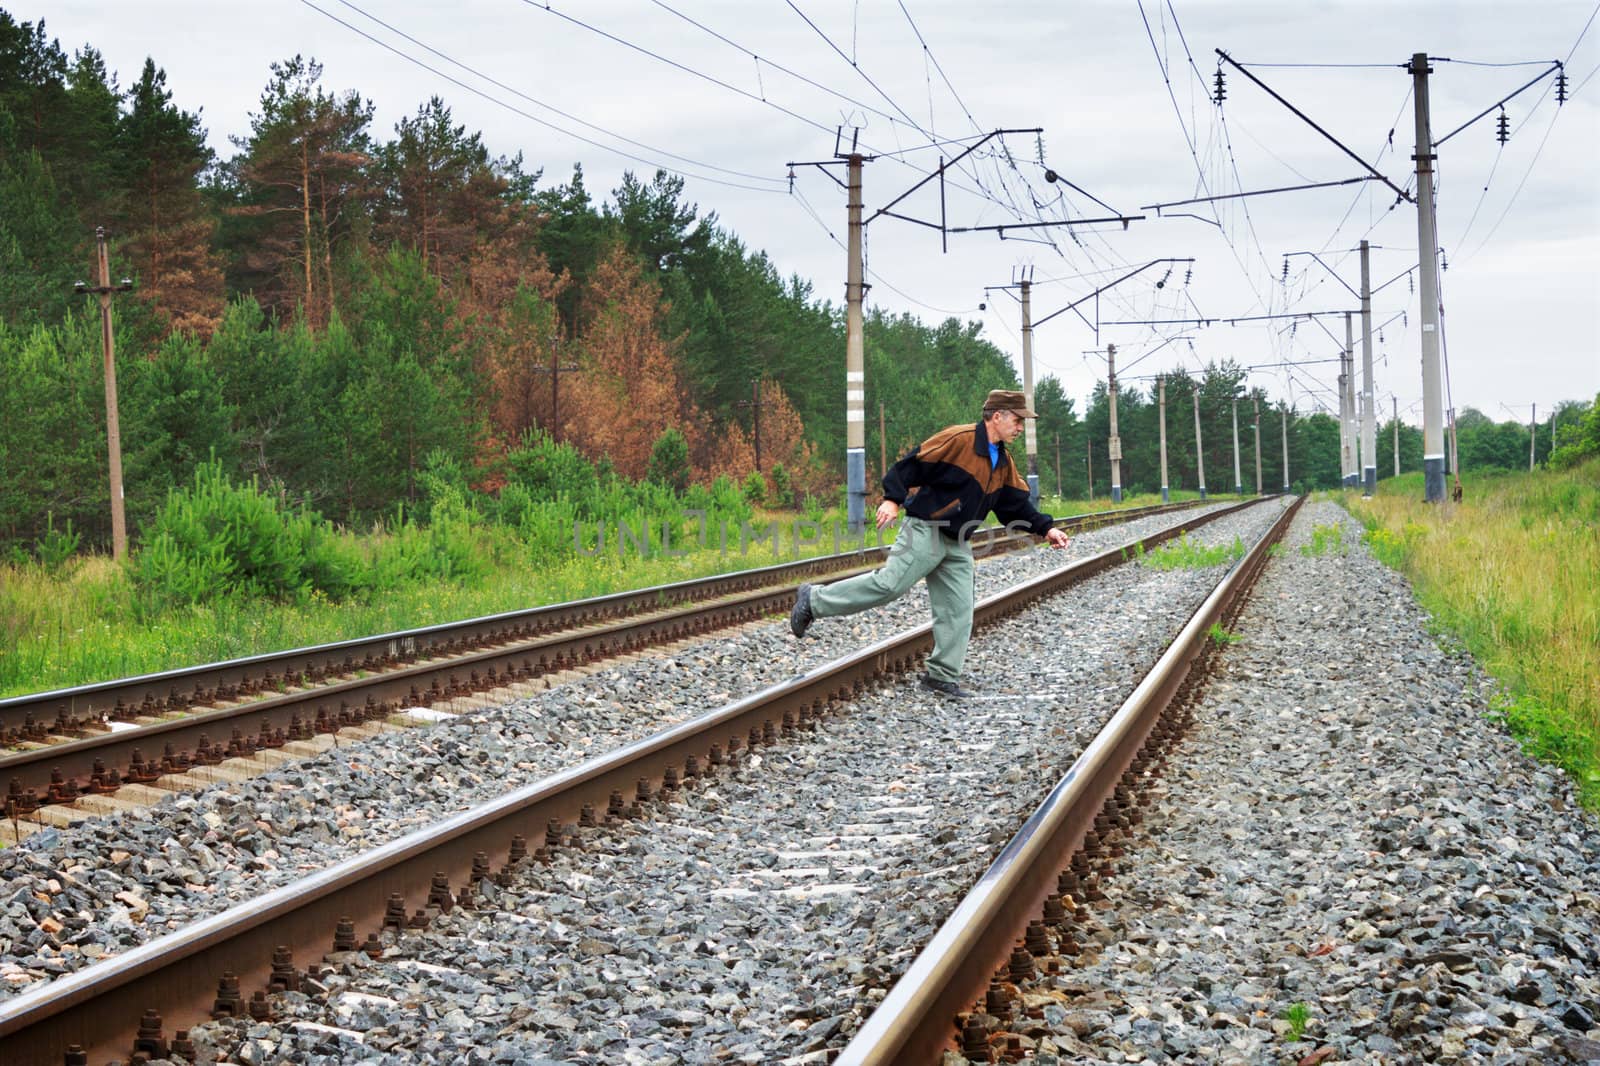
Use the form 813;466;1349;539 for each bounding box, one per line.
301;0;785;192
645;0;905;136
529;0;1074;234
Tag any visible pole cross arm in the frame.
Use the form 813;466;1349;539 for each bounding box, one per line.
950;214;1144;236
1216;49;1414;204
1282;249;1363;300
75;280;135;295
1033;258;1195;330
786;159;854;189
1433;61;1563;148
865;127;1041;225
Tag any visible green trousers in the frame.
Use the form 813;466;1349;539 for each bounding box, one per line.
809;516;975;683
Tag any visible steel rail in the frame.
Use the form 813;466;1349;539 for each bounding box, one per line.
837;495;1304;1064
0;579;856;799
0;501;1196;738
0;500;1259;1064
0;506;1201;802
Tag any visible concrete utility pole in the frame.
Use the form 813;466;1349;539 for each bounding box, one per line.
845;152;867;530
1020;276;1039;504
1393;396;1401;477
1230;398;1243;496
1158;377;1170;503
74;227;134;562
1411;53;1447;502
1107;343;1123;503
1253;398;1262;495
1343;311;1359;488
1360;240;1376;496
1337;360;1350;487
1193;386;1208;500
1281;403;1291;492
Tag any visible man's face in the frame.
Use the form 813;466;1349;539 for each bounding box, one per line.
989;409;1025;443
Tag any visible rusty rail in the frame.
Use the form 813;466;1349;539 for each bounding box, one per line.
0;501;1258;1064
1;500;1195;740
0;503;1203;806
836;495;1304;1064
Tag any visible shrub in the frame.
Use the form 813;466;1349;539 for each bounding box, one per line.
647;428;691;493
710;474;749;519
505;429;599;500
297;525;369;600
35;512;80;574
770;462;795;508
742;470;767;506
134;461;312;604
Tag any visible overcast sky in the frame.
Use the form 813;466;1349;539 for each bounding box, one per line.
30;0;1600;427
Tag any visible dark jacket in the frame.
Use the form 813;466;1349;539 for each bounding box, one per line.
882;419;1054;542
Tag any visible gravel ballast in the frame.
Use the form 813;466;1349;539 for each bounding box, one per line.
151;502;1292;1062
0;501;1256;1003
990;500;1600;1065
19;498;1588;1066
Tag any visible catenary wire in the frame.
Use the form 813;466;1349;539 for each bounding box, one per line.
328;0;785;186
299;0;784;194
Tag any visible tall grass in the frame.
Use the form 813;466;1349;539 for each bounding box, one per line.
1346;461;1600;809
0;520;839;697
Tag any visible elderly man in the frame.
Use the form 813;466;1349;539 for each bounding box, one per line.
790;389;1070;698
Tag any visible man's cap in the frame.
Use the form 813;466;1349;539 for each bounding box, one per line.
982;389;1038;418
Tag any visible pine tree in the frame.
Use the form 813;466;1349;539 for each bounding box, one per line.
565;242;693;478
374;96;488;274
117;58;224;337
229;56;373;326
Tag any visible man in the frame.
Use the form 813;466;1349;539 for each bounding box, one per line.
790;389;1071;698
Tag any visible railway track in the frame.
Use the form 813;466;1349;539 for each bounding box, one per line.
0;497;1286;1064
0;501;1204;836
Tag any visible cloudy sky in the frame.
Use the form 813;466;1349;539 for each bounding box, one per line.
30;0;1600;427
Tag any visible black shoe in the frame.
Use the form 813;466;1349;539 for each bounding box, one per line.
921;675;973;699
790;583;815;638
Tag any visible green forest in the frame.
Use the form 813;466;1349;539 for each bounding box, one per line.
3;11;1596;563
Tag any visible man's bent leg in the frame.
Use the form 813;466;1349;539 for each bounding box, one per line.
811;517;941;619
923;541;975;683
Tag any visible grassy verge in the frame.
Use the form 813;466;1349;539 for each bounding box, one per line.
0;492;1184;699
1343;461;1600;809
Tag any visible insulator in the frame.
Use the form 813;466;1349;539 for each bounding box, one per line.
1184;267;1192;286
1281;258;1289;282
1495;110;1510;146
1556;69;1568;105
1214;68;1226;104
